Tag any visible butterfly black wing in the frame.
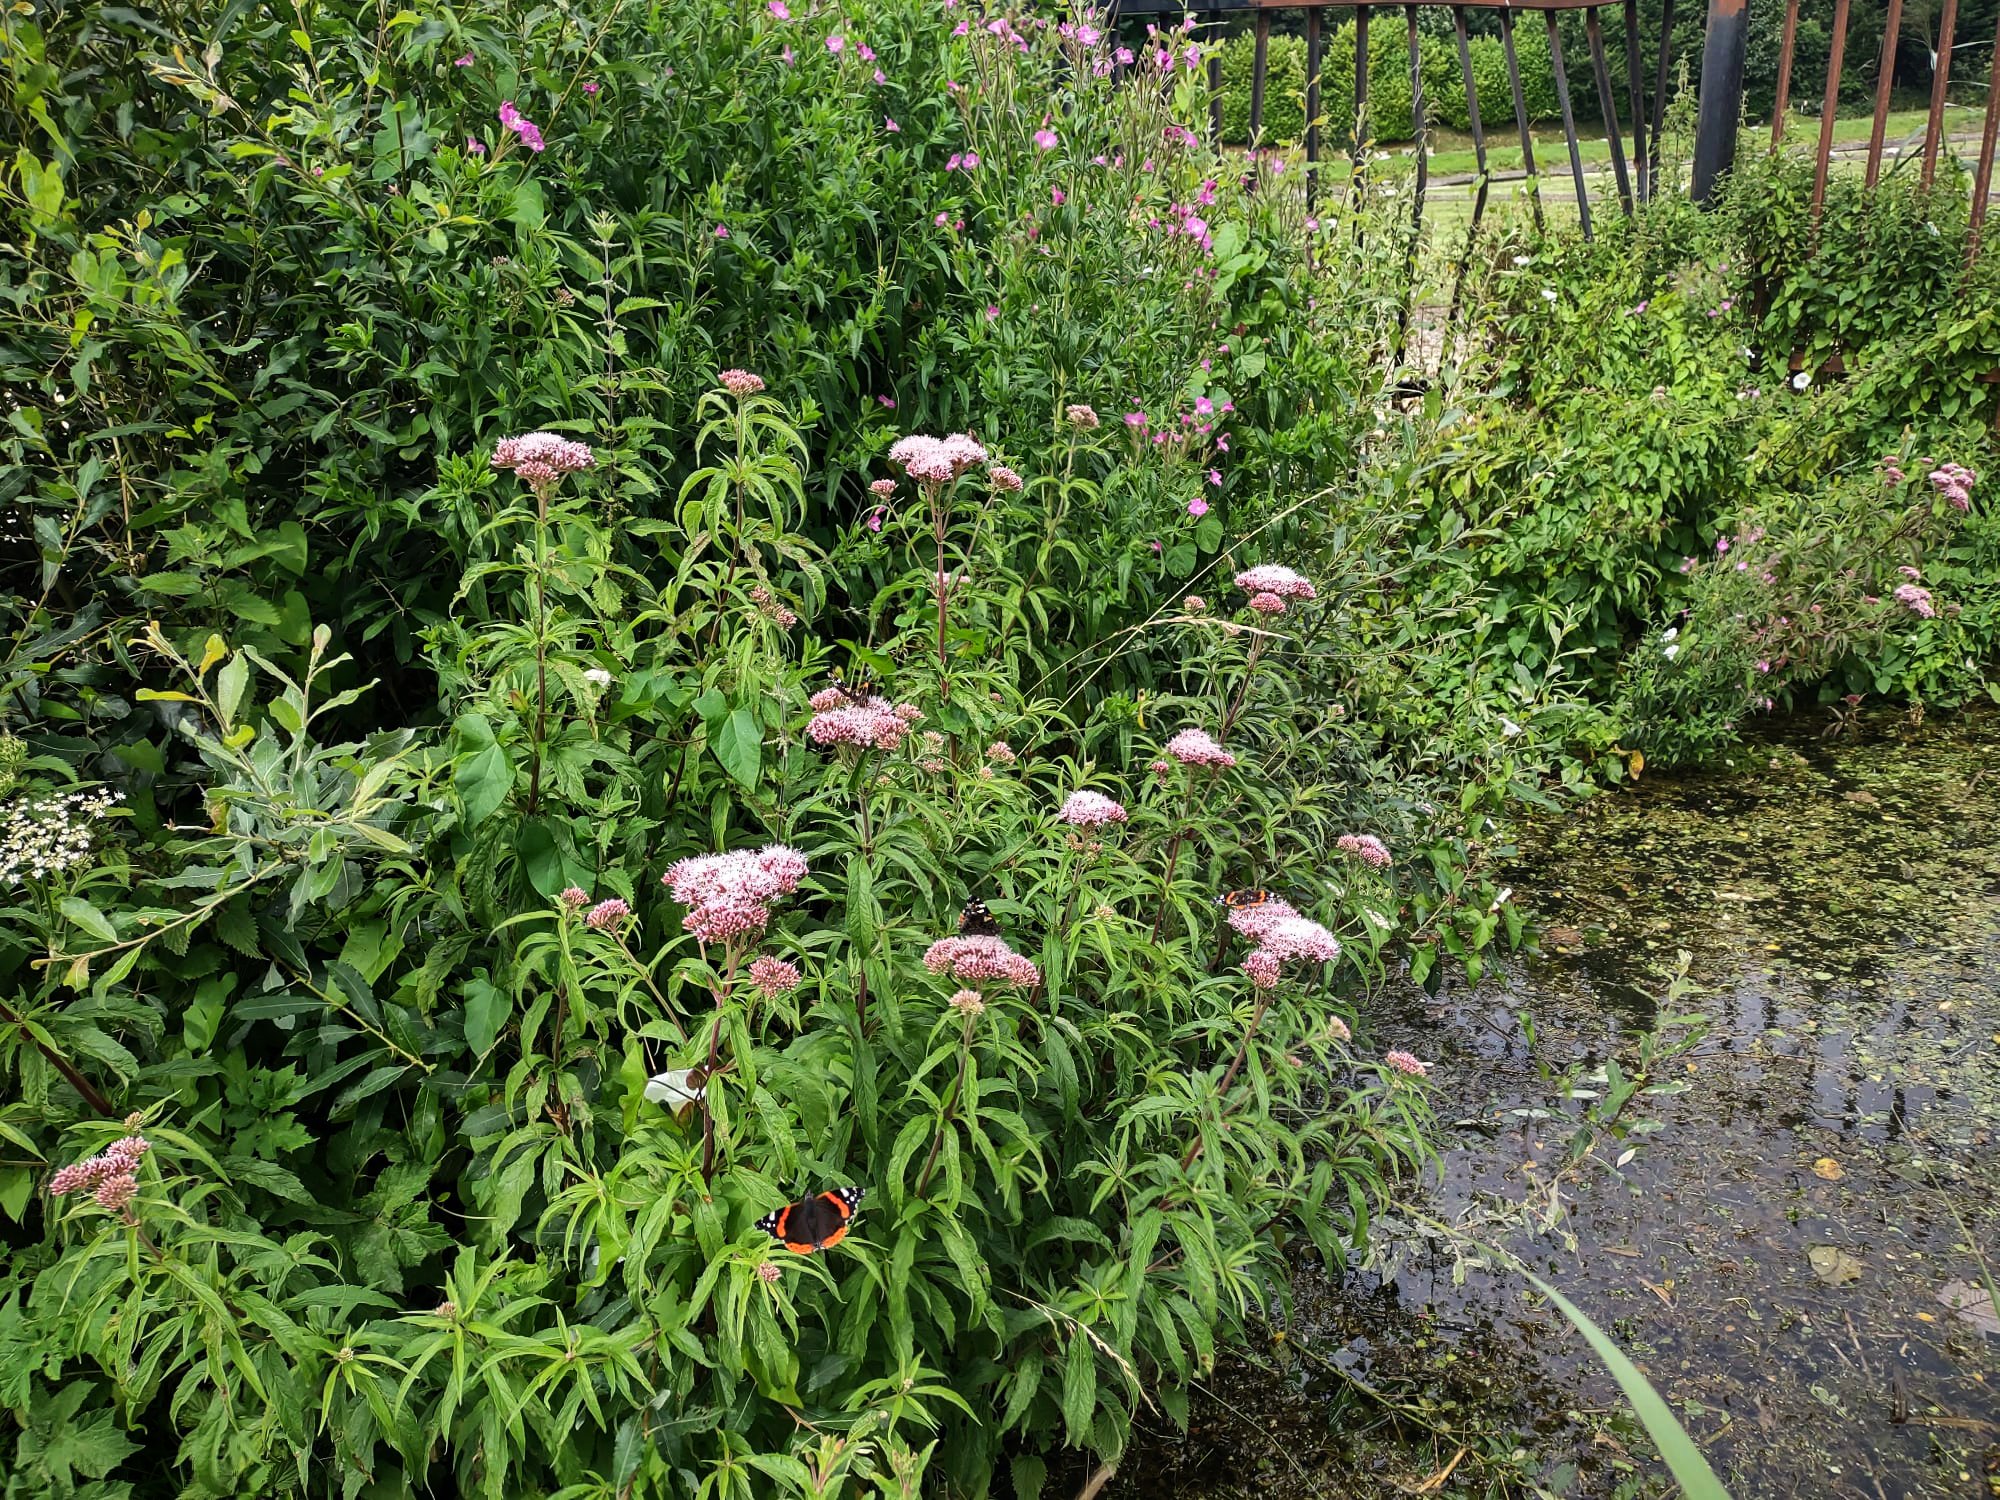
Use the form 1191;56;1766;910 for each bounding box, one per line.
1216;887;1274;909
761;1186;865;1252
958;898;1001;937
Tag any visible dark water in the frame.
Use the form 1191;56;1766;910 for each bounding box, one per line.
1114;714;2000;1499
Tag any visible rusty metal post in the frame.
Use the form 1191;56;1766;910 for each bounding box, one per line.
1588;8;1634;213
1453;5;1491;229
1624;0;1649;200
1397;3;1426;356
1307;5;1324;210
1865;0;1905;184
1649;0;1676;187
1352;5;1372;212
1771;0;1801;147
1500;8;1546;231
1922;0;1959;189
1811;0;1850;221
1208;14;1224;144
1546;10;1594;235
1692;0;1749;203
1250;10;1271;142
1972;8;2000;251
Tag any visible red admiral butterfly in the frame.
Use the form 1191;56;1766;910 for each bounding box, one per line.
958;897;1001;937
755;1186;865;1255
824;667;879;706
1216;887;1277;909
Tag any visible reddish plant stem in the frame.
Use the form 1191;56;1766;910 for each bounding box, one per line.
0;995;116;1116
698;944;743;1182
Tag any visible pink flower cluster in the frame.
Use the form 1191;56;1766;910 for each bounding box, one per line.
748;955;802;998
1893;582;1936;619
497;101;544;152
749;583;797;628
663;844;808;943
1066;404;1100;428
1163;727;1236;768
1228;898;1341;983
719;369;766;396
50;1134;150;1211
1337;833;1393;869
1234;564;1316;602
888;432;988;485
807;694;917;752
1384;1049;1430;1077
1057;790;1128;827
1931;462;1976;512
491;432;595;492
988;464;1024;493
923;934;1041;988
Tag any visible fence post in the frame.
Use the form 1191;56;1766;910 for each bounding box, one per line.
1691;0;1749;203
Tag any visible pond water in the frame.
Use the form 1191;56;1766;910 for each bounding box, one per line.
1113;712;2000;1499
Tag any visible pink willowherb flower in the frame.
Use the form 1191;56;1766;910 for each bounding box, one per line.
719;368;765;395
988;464;1024;492
1893;583;1936;618
663;845;808;944
582;80;600;96
714;223;730;239
497;101;545;152
455;52;475;66
1164;728;1236;768
1384;1050;1430;1077
1337;833;1392;869
1234;564;1316;601
825;34;844;52
560;886;590;908
923;934;1041;987
465;136;487;156
768;0;789;15
808;696;916;752
1033;128;1059;150
491;432;595;493
889;432;988;485
1057;790;1127;827
1187;497;1209;518
584;897;631;930
748;955;802;998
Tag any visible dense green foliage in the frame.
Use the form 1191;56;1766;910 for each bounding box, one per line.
0;3;1521;1497
3;0;1997;1496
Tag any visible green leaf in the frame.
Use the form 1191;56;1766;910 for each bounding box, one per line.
1517;1266;1731;1498
464;976;508;1056
217;651;251;728
452;713;513;826
712;707;762;789
1060;1332;1096;1445
57;897;115;942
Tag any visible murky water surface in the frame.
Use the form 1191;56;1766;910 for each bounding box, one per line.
1117;715;2000;1499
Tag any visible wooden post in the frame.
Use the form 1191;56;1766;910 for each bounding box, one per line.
1546;9;1594;236
1811;0;1851;221
1771;0;1801;148
1624;0;1649;200
1307;5;1324;211
1971;6;2000;252
1692;0;1749;203
1865;0;1905;185
1250;10;1271;143
1588;7;1634;214
1352;6;1371;212
1921;0;1959;189
1500;8;1545;232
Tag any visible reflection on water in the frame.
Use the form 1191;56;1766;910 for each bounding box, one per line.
1117;714;2000;1499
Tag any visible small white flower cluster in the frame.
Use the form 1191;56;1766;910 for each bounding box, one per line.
0;788;122;886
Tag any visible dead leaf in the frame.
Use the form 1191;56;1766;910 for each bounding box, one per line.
1841;789;1879;805
1938;1280;2000;1336
1545;925;1583;946
1808;1245;1864;1287
1812;1157;1844;1181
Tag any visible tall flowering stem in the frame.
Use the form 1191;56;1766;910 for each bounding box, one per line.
914;991;984;1198
490;433;595;815
1149;729;1237;942
887;433;987;684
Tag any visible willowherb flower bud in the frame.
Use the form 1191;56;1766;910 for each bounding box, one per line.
491;432;594;494
988;464;1024;492
584;898;631;930
1065;403;1100;428
718;368;766;396
948;987;986;1016
748;955;802;998
1246;592;1286;615
1383;1050;1429;1077
560;886;591;908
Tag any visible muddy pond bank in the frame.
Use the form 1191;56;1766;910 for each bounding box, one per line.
1114;712;2000;1499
